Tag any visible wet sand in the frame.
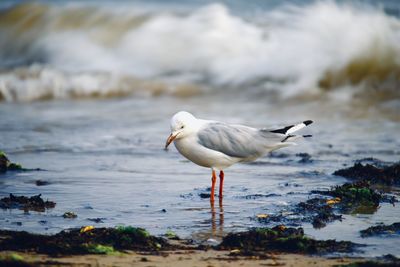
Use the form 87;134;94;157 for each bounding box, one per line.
0;249;365;267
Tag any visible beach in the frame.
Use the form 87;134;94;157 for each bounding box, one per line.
0;0;400;266
0;249;367;267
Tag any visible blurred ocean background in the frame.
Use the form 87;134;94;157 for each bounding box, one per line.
0;0;399;114
0;0;399;257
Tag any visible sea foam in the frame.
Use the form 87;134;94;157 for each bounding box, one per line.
0;1;399;102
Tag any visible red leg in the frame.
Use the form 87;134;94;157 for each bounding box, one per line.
219;170;224;199
210;170;217;203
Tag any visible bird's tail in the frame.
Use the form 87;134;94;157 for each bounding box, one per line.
270;120;313;143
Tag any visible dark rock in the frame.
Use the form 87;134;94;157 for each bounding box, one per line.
7;163;23;171
0;194;56;212
355;157;386;166
281;182;302;187
296;153;313;163
312;211;342;229
333;162;400;186
62;212;77;219
244;193;281;199
324;181;381;214
35;180;50;186
296;197;342;228
311;181;382;213
0;152;10;172
256;212;302;227
87;218;104;223
380;254;400;261
360;222;400;237
0;151;25;173
269;152;290;158
199;193;211;198
0;151;41;173
259;181;381;229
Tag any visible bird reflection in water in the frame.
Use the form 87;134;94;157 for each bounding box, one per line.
210;199;224;237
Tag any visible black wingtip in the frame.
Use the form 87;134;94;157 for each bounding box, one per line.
303;120;313;126
303;134;312;138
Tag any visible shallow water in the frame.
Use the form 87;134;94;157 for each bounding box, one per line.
1;0;400;258
0;95;399;257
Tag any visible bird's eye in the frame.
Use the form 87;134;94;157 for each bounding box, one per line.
181;125;184;129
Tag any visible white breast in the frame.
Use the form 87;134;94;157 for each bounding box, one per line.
173;135;239;170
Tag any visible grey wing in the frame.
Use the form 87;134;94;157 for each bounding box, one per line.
197;123;285;159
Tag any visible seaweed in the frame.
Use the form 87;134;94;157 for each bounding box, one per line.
360;222;400;237
337;255;400;267
218;225;357;254
323;181;381;214
0;151;42;173
296;197;342;228
0;226;171;255
0;194;56;212
115;225;150;238
0;152;11;173
0;152;23;173
259;181;383;229
35;180;50;186
164;230;180;240
296;153;313;163
0;253;34;267
62;212;77;219
87;218;104;223
307;181;381;224
334;162;400;186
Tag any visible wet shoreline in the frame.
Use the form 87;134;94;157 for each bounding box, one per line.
1;152;399;266
0;226;399;267
0;92;399;263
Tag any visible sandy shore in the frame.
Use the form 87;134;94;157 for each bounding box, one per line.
1;249;365;267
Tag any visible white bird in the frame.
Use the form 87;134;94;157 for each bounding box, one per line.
165;111;313;203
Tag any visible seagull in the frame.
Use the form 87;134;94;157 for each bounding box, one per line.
165;111;313;203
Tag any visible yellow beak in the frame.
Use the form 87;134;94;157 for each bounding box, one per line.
165;133;178;149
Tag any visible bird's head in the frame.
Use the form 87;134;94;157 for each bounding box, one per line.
165;111;197;149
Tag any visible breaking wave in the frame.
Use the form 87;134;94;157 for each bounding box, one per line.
0;1;399;102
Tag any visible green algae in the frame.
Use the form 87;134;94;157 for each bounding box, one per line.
334;162;400;186
165;230;179;239
0;150;41;172
219;225;357;254
0;226;170;255
360;222;400;237
86;244;119;255
327;181;381;214
115;226;150;238
0;253;32;267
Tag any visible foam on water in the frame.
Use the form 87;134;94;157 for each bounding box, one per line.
0;1;399;103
